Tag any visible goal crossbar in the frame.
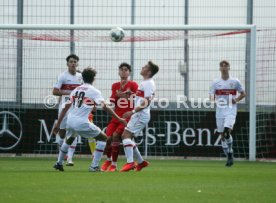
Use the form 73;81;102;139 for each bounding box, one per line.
0;24;256;31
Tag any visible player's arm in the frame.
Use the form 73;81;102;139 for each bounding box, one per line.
232;91;246;104
232;79;246;104
116;91;131;98
101;101;127;126
115;87;133;98
116;88;135;98
124;82;153;118
52;74;70;96
91;105;97;113
53;102;72;135
125;81;139;98
53;88;70;96
115;82;137;99
122;97;151;119
209;81;216;102
209;94;215;101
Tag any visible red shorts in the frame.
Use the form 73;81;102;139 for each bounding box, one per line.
106;119;129;137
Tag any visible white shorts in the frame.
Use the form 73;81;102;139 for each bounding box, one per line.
216;115;236;133
125;113;150;137
66;122;101;139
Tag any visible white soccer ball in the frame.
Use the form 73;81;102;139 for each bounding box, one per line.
110;27;125;42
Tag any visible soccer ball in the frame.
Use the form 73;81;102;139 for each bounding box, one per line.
110;27;125;42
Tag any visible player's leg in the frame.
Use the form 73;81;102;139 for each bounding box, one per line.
108;125;124;172
57;129;66;147
101;122;116;171
132;139;149;171
54;128;76;171
88;137;96;156
224;116;236;167
100;136;112;171
57;111;67;147
120;129;135;172
87;112;96;157
66;137;78;166
120;114;148;172
107;133;121;172
217;118;228;157
132;139;142;163
59;116;77;163
89;131;107;172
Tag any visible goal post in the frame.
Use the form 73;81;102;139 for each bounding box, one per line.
249;25;256;161
0;24;258;161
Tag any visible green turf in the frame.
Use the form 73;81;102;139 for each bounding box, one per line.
0;157;275;203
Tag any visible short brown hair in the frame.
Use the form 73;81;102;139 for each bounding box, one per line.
148;61;159;77
66;54;79;62
119;62;131;72
82;67;97;83
219;60;230;67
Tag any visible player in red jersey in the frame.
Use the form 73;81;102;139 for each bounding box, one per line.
101;63;139;172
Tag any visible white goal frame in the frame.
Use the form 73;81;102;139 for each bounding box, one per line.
0;24;257;161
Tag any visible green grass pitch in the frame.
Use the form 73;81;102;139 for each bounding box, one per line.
0;157;275;203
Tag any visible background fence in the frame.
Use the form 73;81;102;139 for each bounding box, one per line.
0;0;275;159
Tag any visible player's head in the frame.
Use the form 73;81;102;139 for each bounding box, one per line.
219;60;230;73
82;67;97;84
66;54;79;74
118;62;131;79
140;61;159;78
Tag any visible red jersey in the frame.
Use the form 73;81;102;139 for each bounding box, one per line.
110;80;138;120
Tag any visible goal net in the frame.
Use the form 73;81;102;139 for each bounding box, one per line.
0;24;274;161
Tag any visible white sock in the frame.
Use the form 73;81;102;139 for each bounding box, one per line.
132;140;143;164
67;137;77;161
221;140;228;157
91;141;106;168
226;135;233;154
123;138;134;163
57;142;69;164
58;137;64;147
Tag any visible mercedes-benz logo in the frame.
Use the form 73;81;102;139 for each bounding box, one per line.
0;111;23;150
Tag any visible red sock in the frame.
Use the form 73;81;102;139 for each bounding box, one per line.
111;142;120;162
105;144;112;159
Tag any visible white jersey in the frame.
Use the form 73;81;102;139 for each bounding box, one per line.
53;70;82;111
125;78;155;136
209;77;244;118
135;78;156;117
67;83;105;131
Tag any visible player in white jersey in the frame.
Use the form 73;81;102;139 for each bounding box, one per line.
52;67;126;172
120;61;159;172
209;60;246;167
52;54;82;166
